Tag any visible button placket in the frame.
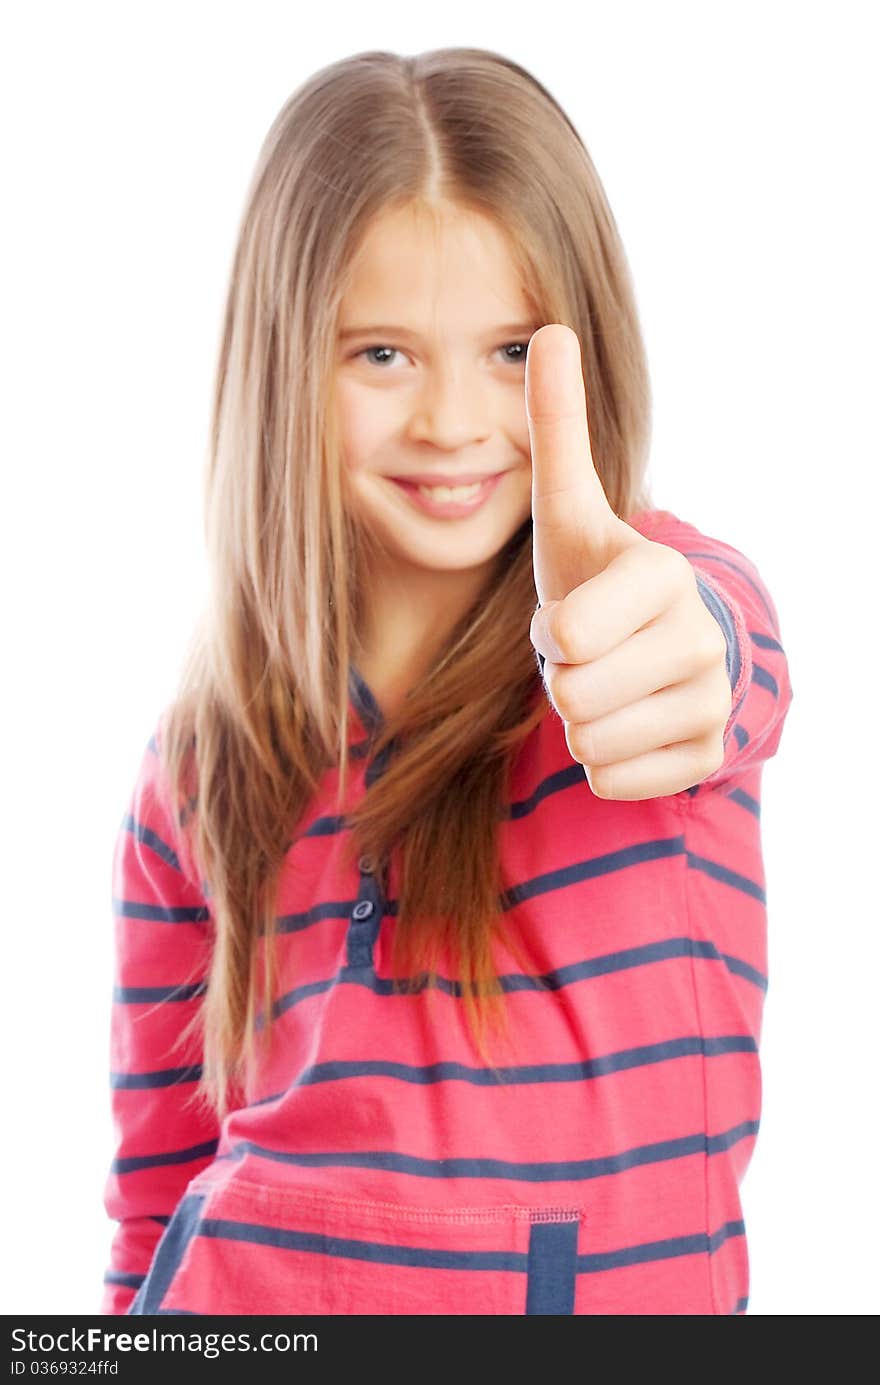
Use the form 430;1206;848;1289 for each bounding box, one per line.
345;722;396;969
347;875;384;969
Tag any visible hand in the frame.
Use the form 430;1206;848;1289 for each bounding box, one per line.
526;324;732;801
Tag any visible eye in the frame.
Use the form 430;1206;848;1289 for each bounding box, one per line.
498;340;530;365
357;345;406;368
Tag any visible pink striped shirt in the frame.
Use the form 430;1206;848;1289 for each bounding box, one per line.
102;508;793;1316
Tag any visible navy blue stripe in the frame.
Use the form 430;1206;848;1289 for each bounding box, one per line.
128;1191;209;1314
114;982;206;1004
110;1065;202;1090
753;662;779;697
726;786;760;817
350;664;384;735
112;1137;219;1176
502;835;686;907
200;1218;524;1271
685;850;766;903
266;976;337;1021
112;897;210;925
376;936;769;993
577;1218;745;1272
221;1118;760;1182
721;953;767;988
120;814;183;873
526;1220;579;1313
707;1120;761;1153
731;1294;749;1313
103;1270;145;1288
728;687;750;738
272;898;377;936
508;760;594;818
752;631;782;651
513;741;764;821
299;811;353;841
266;935;766;1025
285;1034;757;1090
161;1211;739;1284
111;1034;761;1115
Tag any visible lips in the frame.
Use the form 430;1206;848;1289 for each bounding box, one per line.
388;471;506;518
387;472;505;486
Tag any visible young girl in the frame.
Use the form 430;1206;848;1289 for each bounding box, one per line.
102;47;793;1317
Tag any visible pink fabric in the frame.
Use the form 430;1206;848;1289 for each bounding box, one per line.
102;509;793;1315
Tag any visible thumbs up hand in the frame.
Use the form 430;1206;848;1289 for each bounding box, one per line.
526;325;732;800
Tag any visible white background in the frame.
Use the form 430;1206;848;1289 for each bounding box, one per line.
2;0;877;1316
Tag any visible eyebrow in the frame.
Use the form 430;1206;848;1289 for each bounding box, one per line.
338;321;541;341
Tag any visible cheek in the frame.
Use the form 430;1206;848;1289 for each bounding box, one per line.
336;386;398;470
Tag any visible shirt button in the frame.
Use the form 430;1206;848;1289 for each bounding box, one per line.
352;900;374;921
357;854;375;874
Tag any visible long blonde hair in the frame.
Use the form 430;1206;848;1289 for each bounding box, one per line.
157;47;655;1122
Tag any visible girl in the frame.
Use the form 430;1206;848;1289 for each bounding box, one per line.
102;47;793;1317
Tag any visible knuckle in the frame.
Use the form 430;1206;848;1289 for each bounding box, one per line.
707;618;728;667
548;605;582;663
554;670;573;725
565;719;585;762
549;678;569;723
691;613;727;672
575;721;599;764
566;719;600;770
699;732;725;774
695;670;732;735
712;664;734;719
661;542;693;588
587;764;613;799
554;668;584;724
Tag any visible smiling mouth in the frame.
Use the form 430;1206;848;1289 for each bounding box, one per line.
387;472;506;517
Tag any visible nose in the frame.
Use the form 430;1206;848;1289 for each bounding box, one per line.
407;365;492;449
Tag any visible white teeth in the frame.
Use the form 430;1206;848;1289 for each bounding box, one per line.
416;481;484;502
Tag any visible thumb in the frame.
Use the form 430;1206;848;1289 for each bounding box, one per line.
527;324;636;603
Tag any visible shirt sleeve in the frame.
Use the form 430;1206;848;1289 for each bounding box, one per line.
100;716;222;1315
629;508;794;801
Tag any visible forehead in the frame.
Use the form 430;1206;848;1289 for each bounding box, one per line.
340;203;535;330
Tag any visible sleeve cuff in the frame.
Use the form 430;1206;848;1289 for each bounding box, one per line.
692;567;752;744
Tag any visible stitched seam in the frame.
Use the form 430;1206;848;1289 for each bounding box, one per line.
677;809;719;1314
211;1178;587;1225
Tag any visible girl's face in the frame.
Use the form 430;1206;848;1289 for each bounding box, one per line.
334;202;539;578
